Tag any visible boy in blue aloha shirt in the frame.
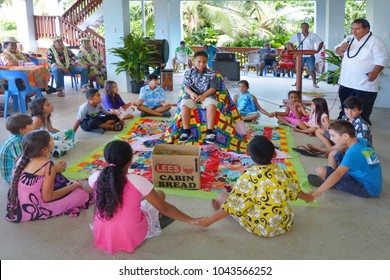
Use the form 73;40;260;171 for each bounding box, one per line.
138;74;172;117
307;120;382;200
0;114;34;183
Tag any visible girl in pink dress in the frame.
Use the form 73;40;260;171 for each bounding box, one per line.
6;130;91;223
274;90;309;127
293;97;330;135
90;140;198;254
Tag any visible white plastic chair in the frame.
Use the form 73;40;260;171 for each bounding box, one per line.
244;53;261;75
175;52;189;71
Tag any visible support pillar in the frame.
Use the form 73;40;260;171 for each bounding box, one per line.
14;0;36;52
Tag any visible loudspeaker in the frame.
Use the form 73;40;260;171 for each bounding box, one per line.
213;61;240;81
146;39;170;64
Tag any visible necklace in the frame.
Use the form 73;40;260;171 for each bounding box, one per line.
4;49;29;63
50;46;70;68
79;46;100;66
347;32;372;59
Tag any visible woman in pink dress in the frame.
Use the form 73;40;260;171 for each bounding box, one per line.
6;130;91;223
279;42;295;77
90;140;199;254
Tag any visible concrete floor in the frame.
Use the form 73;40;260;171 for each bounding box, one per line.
0;71;389;260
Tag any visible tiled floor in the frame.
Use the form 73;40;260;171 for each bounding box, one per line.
0;71;389;259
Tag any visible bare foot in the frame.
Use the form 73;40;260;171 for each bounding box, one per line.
211;199;221;211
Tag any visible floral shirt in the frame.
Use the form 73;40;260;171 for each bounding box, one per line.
221;164;300;238
182;67;217;99
46;47;77;69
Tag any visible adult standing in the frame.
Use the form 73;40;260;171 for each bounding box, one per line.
289;23;324;88
46;36;89;97
256;42;279;76
77;37;107;88
335;18;387;125
202;44;219;69
172;41;194;70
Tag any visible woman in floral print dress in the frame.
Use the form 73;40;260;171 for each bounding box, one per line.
197;136;311;237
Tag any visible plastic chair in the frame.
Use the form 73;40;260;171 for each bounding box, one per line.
244;53;260;75
175;52;189;71
0;70;43;118
50;73;79;91
263;65;277;76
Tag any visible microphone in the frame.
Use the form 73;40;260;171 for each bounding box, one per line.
346;37;351;44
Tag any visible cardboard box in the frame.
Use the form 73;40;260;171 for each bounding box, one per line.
152;144;201;190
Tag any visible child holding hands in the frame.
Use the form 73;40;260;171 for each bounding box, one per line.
89;140;199;254
233;80;274;123
274;90;309;127
197;135;311;237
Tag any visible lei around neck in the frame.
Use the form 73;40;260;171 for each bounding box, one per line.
50;45;70;68
4;49;29;63
79;45;100;66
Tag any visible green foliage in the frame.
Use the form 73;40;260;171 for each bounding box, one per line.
0;19;16;31
317;49;342;85
345;1;366;36
109;32;157;83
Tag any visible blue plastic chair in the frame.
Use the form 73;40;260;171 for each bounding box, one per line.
50;73;79;91
263;65;277;76
0;70;43;118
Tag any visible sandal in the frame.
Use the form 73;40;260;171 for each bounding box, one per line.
57;90;65;97
113;123;123;131
292;145;325;157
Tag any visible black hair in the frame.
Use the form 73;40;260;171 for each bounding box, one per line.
103;80;120;108
329;120;355;138
353;18;370;29
5;113;33;134
343;96;363;110
180;40;185;45
288;90;302;102
247;135;275;165
8;130;51;220
312;97;329;126
29;97;51;127
301;22;309;28
194;51;208;59
146;74;159;81
95;140;133;220
86;88;99;99
238;80;249;88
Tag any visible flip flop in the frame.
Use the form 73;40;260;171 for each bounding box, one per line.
299;149;325;157
159;215;175;229
307;174;324;187
292;145;310;153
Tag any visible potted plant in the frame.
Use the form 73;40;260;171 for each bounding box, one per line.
110;32;157;93
317;49;342;85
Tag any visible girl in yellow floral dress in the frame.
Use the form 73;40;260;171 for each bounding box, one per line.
197;136;311;237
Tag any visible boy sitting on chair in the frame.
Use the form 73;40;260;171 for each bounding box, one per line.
179;51;218;143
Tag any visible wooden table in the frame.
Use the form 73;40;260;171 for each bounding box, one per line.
288;50;316;93
0;65;50;89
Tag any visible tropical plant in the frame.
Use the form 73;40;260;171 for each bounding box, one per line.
109;32;157;84
317;49;342;85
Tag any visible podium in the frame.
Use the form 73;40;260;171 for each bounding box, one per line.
289;50;316;93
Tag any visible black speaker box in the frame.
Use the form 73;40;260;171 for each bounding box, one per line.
216;52;236;61
212;61;240;81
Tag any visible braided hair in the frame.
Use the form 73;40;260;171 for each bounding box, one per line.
29;97;51;127
95;140;133;220
7;130;51;220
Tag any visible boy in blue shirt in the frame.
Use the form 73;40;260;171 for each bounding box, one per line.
307;120;382;200
137;74;172;117
73;88;123;134
0;114;34;183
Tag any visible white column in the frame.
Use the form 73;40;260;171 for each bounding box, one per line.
14;0;36;52
325;0;345;51
367;0;390;108
154;0;182;68
103;0;130;92
315;0;326;42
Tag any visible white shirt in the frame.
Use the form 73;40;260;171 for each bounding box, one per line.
336;32;388;92
290;32;323;57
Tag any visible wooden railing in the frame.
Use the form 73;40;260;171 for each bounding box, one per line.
62;0;103;26
34;16;106;62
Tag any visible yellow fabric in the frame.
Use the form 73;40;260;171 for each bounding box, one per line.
221;164;300;237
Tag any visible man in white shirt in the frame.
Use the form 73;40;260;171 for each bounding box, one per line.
289;23;324;88
335;18;387;125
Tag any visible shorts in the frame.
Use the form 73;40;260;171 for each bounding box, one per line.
80;115;120;131
302;56;315;72
263;59;278;67
180;97;218;109
141;200;162;239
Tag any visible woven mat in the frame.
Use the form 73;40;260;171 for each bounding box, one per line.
63;118;318;207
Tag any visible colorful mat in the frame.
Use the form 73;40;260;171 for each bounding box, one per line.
63;118;318;207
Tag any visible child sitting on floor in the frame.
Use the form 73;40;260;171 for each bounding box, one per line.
307;96;372;153
101;80;135;120
273;90;309;128
293;97;330;136
138;74;172;118
179;51;219;143
233;80;274;123
6;130;91;222
30;97;78;157
73;88;124;134
196;135;311;237
0;114;34;183
307;120;382;200
89;140;199;254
